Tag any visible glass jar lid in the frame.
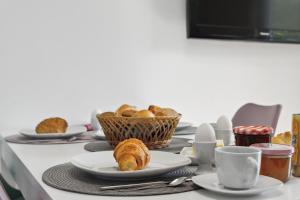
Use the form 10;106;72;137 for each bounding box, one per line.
250;143;294;155
233;125;273;135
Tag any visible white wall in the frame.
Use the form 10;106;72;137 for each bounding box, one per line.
1;0;300;132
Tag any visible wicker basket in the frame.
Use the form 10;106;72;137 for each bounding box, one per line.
97;115;181;149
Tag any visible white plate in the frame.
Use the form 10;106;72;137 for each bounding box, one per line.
71;151;191;179
19;125;86;139
192;173;283;196
92;130;106;140
176;122;193;131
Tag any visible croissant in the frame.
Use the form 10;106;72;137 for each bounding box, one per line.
113;138;150;171
155;108;179;117
115;104;137;117
148;105;162;115
272;131;292;145
35;117;68;134
132;110;155;118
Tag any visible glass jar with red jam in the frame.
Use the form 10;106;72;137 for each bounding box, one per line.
251;143;294;182
233;125;273;146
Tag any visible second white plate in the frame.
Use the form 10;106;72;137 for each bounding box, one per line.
192;173;283;196
176;122;193;131
19;125;86;139
71;151;191;179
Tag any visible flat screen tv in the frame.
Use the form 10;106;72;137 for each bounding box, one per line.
187;0;300;43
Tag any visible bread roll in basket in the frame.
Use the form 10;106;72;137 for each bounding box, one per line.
97;104;181;149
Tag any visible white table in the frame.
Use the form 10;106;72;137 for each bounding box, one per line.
1;131;299;200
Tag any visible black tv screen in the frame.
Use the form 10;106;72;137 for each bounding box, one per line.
187;0;300;43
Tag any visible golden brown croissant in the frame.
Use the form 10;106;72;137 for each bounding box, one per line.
132;110;155;118
148;105;162;115
35;117;68;134
272;131;292;145
121;109;137;117
113;138;150;171
115;104;138;117
155;108;179;117
97;112;115;118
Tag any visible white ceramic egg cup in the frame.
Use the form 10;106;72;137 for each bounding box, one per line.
193;141;216;175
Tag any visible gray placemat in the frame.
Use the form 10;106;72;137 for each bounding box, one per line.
84;138;192;153
5;132;97;144
42;163;199;196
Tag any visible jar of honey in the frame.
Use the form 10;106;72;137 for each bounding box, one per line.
251;143;294;182
233;126;273;146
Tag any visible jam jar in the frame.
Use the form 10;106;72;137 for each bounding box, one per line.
251;143;294;182
233;125;273;146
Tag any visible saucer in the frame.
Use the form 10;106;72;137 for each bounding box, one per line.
192;173;283;196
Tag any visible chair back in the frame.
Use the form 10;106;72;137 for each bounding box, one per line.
232;103;282;133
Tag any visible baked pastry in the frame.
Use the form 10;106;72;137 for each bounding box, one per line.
35;117;68;134
121;109;137;117
272;131;292;145
97;112;115;118
148;105;162;115
115;104;137;117
113;138;150;171
132;110;155;118
155;108;179;117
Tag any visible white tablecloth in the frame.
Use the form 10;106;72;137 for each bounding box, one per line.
0;131;299;200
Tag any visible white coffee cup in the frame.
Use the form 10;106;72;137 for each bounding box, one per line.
215;146;261;189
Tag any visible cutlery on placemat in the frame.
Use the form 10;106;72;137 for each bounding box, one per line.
99;177;192;190
127;177;193;191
